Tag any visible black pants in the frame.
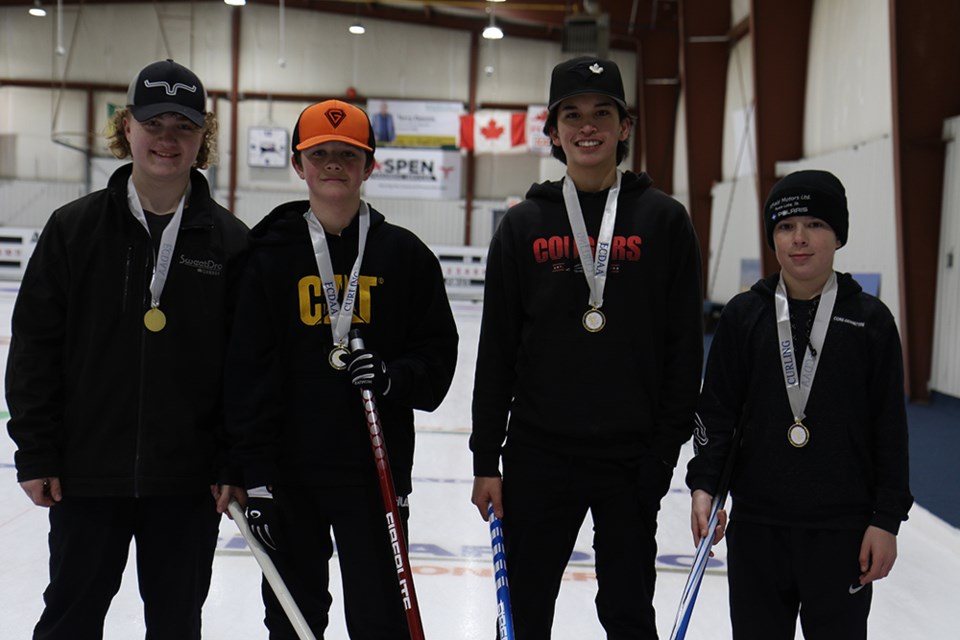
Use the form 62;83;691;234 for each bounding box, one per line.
726;521;872;640
33;494;221;640
262;484;411;640
501;443;673;640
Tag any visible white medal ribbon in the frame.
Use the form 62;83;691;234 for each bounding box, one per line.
127;175;188;311
774;271;838;425
304;202;370;348
562;171;621;310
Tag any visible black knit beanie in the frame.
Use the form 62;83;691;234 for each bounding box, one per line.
763;170;849;249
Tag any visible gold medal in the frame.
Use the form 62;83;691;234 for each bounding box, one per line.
144;307;167;332
582;308;606;333
329;345;350;370
787;422;810;448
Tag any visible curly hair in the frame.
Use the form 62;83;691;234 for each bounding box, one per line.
106;108;218;169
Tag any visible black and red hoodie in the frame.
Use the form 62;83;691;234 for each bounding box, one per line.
471;171;704;476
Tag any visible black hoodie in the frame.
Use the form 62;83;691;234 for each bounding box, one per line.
471;171;704;475
225;201;458;496
686;272;913;533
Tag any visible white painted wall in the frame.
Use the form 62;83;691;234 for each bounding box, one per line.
804;0;892;156
932;117;960;398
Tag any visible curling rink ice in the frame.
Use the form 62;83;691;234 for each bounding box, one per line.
1;290;959;639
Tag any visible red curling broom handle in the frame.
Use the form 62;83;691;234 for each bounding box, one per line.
349;329;425;640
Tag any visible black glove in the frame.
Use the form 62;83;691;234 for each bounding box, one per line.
345;348;391;395
245;486;280;552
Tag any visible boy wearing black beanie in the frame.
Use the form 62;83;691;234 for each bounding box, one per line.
687;169;913;639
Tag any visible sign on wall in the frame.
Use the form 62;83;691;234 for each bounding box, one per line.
365;148;462;200
367;99;463;149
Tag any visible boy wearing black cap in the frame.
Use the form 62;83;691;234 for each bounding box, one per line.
5;59;249;638
686;170;913;639
224;100;458;638
470;56;704;638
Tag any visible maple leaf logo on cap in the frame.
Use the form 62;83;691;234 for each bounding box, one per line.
325;108;346;128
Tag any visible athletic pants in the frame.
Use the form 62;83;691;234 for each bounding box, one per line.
33;493;221;640
501;442;673;640
726;520;872;640
262;483;410;640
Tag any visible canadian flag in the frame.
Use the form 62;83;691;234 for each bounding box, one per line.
459;110;527;154
526;105;553;156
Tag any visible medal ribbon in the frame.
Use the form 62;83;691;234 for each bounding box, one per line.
304;202;370;348
774;271;838;425
562;171;621;310
127;176;188;312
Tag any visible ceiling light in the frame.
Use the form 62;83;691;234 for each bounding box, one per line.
28;1;46;17
223;0;246;6
482;14;503;40
349;21;366;35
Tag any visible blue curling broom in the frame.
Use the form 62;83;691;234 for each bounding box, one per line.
669;420;742;640
487;503;516;640
667;490;728;640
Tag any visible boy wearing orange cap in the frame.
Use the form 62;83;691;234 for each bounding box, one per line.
225;100;458;638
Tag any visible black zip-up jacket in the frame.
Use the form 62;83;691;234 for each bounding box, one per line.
224;201;458;496
5;164;249;497
471;171;704;476
686;272;914;533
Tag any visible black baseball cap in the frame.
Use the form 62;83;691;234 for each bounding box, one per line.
547;56;627;111
126;59;207;127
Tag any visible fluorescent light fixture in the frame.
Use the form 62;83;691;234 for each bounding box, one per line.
482;14;503;40
224;0;246;6
29;1;47;17
349;22;366;35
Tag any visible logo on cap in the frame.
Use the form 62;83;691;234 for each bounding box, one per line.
325;108;347;128
589;63;604;75
144;80;198;96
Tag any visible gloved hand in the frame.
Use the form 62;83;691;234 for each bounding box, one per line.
245;486;280;552
345;348;391;396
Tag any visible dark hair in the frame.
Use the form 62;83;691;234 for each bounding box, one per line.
543;103;633;165
106;107;218;169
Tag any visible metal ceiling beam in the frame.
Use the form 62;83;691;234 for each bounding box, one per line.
0;0;655;48
636;25;680;193
750;0;813;277
889;0;960;401
679;0;729;291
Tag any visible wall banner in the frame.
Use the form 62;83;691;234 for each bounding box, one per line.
365;148;462;200
367;99;463;149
